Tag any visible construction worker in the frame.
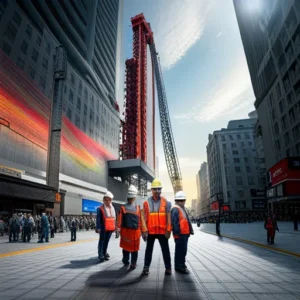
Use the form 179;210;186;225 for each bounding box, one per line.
117;185;146;269
96;191;116;262
141;178;172;275
171;191;194;274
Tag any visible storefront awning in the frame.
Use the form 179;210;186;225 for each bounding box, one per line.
0;174;56;202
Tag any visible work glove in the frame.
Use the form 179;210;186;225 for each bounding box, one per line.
165;231;171;239
142;232;148;242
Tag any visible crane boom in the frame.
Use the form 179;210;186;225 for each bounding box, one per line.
149;41;182;193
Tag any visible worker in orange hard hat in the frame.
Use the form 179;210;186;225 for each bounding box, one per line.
141;178;172;276
96;191;117;263
117;185;147;269
171;191;194;274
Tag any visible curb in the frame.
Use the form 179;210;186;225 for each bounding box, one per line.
201;230;300;258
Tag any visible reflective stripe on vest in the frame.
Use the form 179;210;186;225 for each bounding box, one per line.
121;205;140;230
145;196;167;234
172;205;190;235
100;205;115;231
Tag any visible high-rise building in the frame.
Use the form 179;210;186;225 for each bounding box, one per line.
199;162;210;216
196;169;201;216
207;115;266;212
234;0;300;215
0;0;123;215
191;199;197;217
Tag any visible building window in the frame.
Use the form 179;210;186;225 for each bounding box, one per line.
39;76;46;90
221;136;226;141
231;143;237;148
26;24;32;38
36;35;42;46
83;121;86;132
274;123;279;135
241;142;245;147
292;124;300;139
248;142;252;146
232;150;239;155
248;176;254;185
42;57;48;70
281;115;287;130
79;80;82;93
268;92;274;107
90;110;94;121
289;107;296;123
227;191;231;198
17;57;25;69
275;139;281;151
31;48;38;62
45;42;51;54
84;88;88;99
13;11;22;26
67;108;72;120
236;201;246;209
236;177;243;185
296;142;300;154
2;42;11;56
75;115;80;127
5;22;17;42
29;67;35;79
91;96;94;106
0;0;8;21
69;90;73;103
237;134;241;140
84;104;87;115
77;97;81;110
89;128;94;136
244;157;248;162
245;133;250;139
20;40;28;54
229;135;233;140
222;144;227;150
279;101;284;113
234;158;240;163
71;73;75;85
235;166;241;173
238;190;244;197
276;83;282;98
96;116;99;126
246;166;251;173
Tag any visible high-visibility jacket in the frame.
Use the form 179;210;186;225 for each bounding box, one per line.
117;205;142;252
143;196;171;234
171;205;191;235
100;205;115;231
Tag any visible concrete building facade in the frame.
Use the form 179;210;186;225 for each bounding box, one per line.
0;0;124;215
199;162;210;216
207;116;266;212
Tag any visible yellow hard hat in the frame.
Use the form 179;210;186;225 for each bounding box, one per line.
151;178;162;189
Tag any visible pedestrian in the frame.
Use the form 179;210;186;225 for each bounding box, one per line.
71;218;77;242
141;178;172;276
23;214;33;242
9;214;19;242
38;212;49;243
171;191;194;274
117;185;146;270
96;191;116;262
264;213;279;244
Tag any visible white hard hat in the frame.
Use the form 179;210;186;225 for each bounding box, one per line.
104;191;114;200
174;191;186;201
127;185;138;198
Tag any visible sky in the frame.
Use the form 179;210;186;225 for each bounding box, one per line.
122;0;256;206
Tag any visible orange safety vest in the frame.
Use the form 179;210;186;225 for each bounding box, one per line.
144;196;171;234
118;205;141;252
100;205;115;231
172;205;190;235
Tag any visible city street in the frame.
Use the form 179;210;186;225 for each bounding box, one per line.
0;226;300;300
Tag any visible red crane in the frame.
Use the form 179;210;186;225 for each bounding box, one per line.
120;13;182;193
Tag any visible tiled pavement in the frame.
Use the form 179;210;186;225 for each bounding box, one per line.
0;226;300;300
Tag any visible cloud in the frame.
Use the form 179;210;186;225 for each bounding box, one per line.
216;31;222;38
151;0;214;70
174;56;255;123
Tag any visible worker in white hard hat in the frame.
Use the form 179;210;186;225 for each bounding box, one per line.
117;185;147;269
141;178;172;276
171;191;194;274
96;191;116;263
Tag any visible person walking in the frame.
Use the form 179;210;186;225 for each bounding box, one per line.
171;191;194;274
9;214;19;242
264;213;279;244
141;178;172;276
117;185;146;269
71;218;77;242
23;214;33;242
38;212;49;243
96;191;116;262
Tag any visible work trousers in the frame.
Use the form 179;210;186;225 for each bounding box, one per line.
41;227;49;242
144;234;171;269
23;227;31;242
98;231;112;259
122;249;138;264
71;227;77;241
174;235;189;269
9;230;16;242
267;229;275;244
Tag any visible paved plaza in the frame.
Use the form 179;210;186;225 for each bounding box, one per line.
0;226;300;300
